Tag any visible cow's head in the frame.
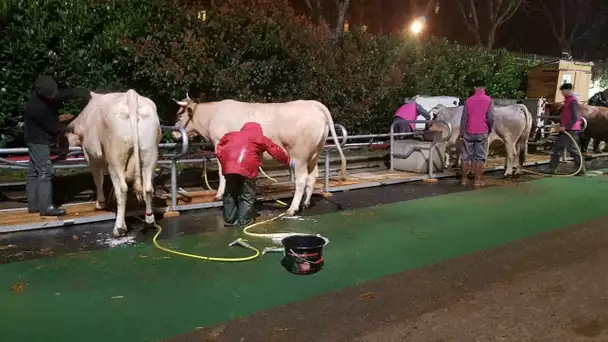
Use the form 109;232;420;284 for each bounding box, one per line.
63;123;82;147
428;104;445;121
172;92;198;140
545;101;563;116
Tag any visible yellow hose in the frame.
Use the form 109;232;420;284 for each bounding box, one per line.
148;218;260;262
133;202;290;262
135;161;295;262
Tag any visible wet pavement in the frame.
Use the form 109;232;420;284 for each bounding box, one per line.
1;156;606;265
0;169;524;264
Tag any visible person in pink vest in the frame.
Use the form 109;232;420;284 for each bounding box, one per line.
392;99;431;140
459;80;495;187
545;83;585;175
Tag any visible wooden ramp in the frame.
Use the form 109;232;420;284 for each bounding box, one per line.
0;153;555;233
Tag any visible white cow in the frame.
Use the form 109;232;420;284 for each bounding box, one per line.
172;96;346;216
65;90;161;237
429;104;533;177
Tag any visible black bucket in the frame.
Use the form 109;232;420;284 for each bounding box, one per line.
280;235;327;275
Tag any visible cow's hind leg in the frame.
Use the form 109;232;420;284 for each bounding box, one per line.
108;165;129;237
593;139;602;153
285;161;308;216
513;143;523;177
502;142;516;178
92;166;106;210
303;164;319;210
214;145;226;200
141;153;157;230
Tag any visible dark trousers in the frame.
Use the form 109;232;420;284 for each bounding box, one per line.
222;174;256;226
26;143;55;212
393;117;415;140
549;131;583;170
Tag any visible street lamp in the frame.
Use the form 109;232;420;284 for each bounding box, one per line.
409;17;426;35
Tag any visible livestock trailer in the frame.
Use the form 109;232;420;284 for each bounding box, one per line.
526;59;593;103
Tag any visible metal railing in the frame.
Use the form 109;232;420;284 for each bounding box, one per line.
0;124;352;211
0;115;590;214
388;120;453;178
161;126;189;210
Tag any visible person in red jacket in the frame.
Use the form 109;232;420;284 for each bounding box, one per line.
216;122;293;227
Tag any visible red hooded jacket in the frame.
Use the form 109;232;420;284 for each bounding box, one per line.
216;122;290;179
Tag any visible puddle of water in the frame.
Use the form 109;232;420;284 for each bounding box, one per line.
94;234;137;248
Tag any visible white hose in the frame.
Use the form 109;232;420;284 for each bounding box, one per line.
522;130;584;177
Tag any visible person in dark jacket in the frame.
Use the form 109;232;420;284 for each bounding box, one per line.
24;75;90;216
216;122;292;227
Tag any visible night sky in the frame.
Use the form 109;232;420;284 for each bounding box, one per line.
292;0;607;60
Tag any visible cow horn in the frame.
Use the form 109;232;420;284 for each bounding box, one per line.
186;92;191;100
173;99;188;107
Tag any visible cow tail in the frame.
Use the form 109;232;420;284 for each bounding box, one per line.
127;89;144;202
519;105;533;167
316;102;347;180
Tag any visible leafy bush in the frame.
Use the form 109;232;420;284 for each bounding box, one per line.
0;0;531;147
592;66;608;90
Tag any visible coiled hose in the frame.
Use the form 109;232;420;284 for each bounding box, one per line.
522;130;584;177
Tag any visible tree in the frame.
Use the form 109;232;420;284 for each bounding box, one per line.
411;0;440;18
532;0;608;55
302;0;351;37
458;0;525;49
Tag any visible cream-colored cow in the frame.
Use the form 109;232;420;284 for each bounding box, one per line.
66;90;161;237
173;96;346;216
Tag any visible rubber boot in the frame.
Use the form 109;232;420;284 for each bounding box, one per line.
460;161;470;186
473;162;485;188
577;163;586;176
574;154;586;176
26;178;39;213
38;180;65;217
543;154;560;175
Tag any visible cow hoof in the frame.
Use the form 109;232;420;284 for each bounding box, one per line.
284;209;296;217
142;222;155;234
512;173;521;178
95;201;106;210
214;196;222;201
113;227;128;238
502;174;511;179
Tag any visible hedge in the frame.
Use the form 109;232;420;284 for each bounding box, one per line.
0;0;532;147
